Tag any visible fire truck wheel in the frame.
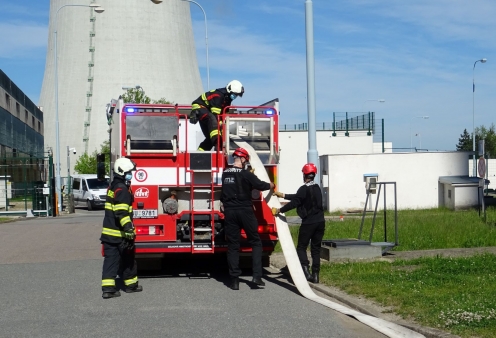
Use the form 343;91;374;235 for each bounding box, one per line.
87;200;93;211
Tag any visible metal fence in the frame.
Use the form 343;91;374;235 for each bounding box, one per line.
0;154;53;215
280;112;375;134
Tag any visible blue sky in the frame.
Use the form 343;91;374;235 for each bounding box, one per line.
1;0;495;151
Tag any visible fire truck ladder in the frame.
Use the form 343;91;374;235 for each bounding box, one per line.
189;152;220;254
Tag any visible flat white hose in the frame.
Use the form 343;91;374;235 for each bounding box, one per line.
232;138;424;338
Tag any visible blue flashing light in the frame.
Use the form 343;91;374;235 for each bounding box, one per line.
125;107;135;113
265;109;275;115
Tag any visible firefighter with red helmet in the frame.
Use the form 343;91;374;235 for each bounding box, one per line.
190;80;245;151
221;147;275;290
272;163;325;283
100;157;143;299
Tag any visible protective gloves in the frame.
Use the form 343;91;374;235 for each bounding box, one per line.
274;191;284;198
123;229;136;240
271;207;279;216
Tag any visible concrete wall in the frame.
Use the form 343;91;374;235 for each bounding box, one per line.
39;0;203;175
320;151;469;212
278;130;383;195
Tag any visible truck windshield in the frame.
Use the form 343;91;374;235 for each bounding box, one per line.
126;115;178;150
87;178;109;190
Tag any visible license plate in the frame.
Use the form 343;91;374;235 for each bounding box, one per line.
133;209;158;218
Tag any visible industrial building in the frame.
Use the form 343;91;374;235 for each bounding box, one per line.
39;0;203;176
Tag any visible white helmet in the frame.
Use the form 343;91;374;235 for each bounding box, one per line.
114;157;136;176
226;80;244;97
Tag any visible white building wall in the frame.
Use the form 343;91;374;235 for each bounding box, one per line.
469;158;496;189
278;130;380;195
320;152;469;212
453;185;479;209
39;0;202;175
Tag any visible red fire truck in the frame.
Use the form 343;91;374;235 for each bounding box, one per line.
106;98;280;266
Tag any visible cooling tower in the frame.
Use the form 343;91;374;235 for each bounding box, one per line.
39;0;203;175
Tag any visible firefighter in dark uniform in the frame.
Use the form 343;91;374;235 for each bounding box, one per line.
100;157;143;299
221;147;275;290
272;163;325;283
190;80;245;151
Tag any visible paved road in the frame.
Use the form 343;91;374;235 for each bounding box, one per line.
0;211;386;338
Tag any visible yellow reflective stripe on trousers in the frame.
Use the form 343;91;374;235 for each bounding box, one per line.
113;203;129;211
211;107;221;114
105;202;113;211
120;216;131;227
210;129;219;138
102;279;115;287
124;277;138;286
102;227;124;237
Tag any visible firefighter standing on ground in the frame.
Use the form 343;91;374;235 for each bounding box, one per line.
190;80;245;151
221;147;275;290
272;163;325;283
100;157;143;299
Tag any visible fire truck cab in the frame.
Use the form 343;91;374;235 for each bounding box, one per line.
106;98;280;265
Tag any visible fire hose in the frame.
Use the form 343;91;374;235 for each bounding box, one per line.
232;137;424;338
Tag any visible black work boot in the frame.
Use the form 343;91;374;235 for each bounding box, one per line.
230;277;239;290
302;266;312;281
311;271;319;284
102;290;121;299
124;285;143;293
251;277;265;287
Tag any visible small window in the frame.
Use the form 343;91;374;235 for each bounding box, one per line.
72;179;80;190
38;121;41;132
448;189;451;199
32;116;35;127
5;94;10;108
16;102;20;115
25;109;28;121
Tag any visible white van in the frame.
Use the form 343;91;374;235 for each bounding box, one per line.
71;174;110;210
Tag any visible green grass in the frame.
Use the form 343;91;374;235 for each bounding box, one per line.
322;254;496;338
274;208;496;337
275;208;496;252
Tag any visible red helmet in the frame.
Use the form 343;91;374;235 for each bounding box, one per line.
302;163;317;175
233;147;250;161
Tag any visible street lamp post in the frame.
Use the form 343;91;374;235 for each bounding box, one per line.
151;0;209;89
305;0;319;186
54;3;104;214
472;58;487;176
364;99;385;111
415;133;422;149
410;116;429;151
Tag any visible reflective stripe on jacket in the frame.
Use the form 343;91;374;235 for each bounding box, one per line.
191;88;232;115
100;177;134;244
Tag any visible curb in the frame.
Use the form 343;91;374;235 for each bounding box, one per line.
269;256;460;338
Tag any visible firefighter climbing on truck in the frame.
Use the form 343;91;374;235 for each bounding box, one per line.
190;80;245;151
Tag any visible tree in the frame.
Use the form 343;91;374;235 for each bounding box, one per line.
74;140;110;175
456;129;471;151
457;124;496;157
121;88;172;104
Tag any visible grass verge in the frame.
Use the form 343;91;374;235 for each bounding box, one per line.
322;254;496;338
274;208;496;337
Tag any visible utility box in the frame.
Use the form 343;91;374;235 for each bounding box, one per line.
0;176;12;209
363;173;378;194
